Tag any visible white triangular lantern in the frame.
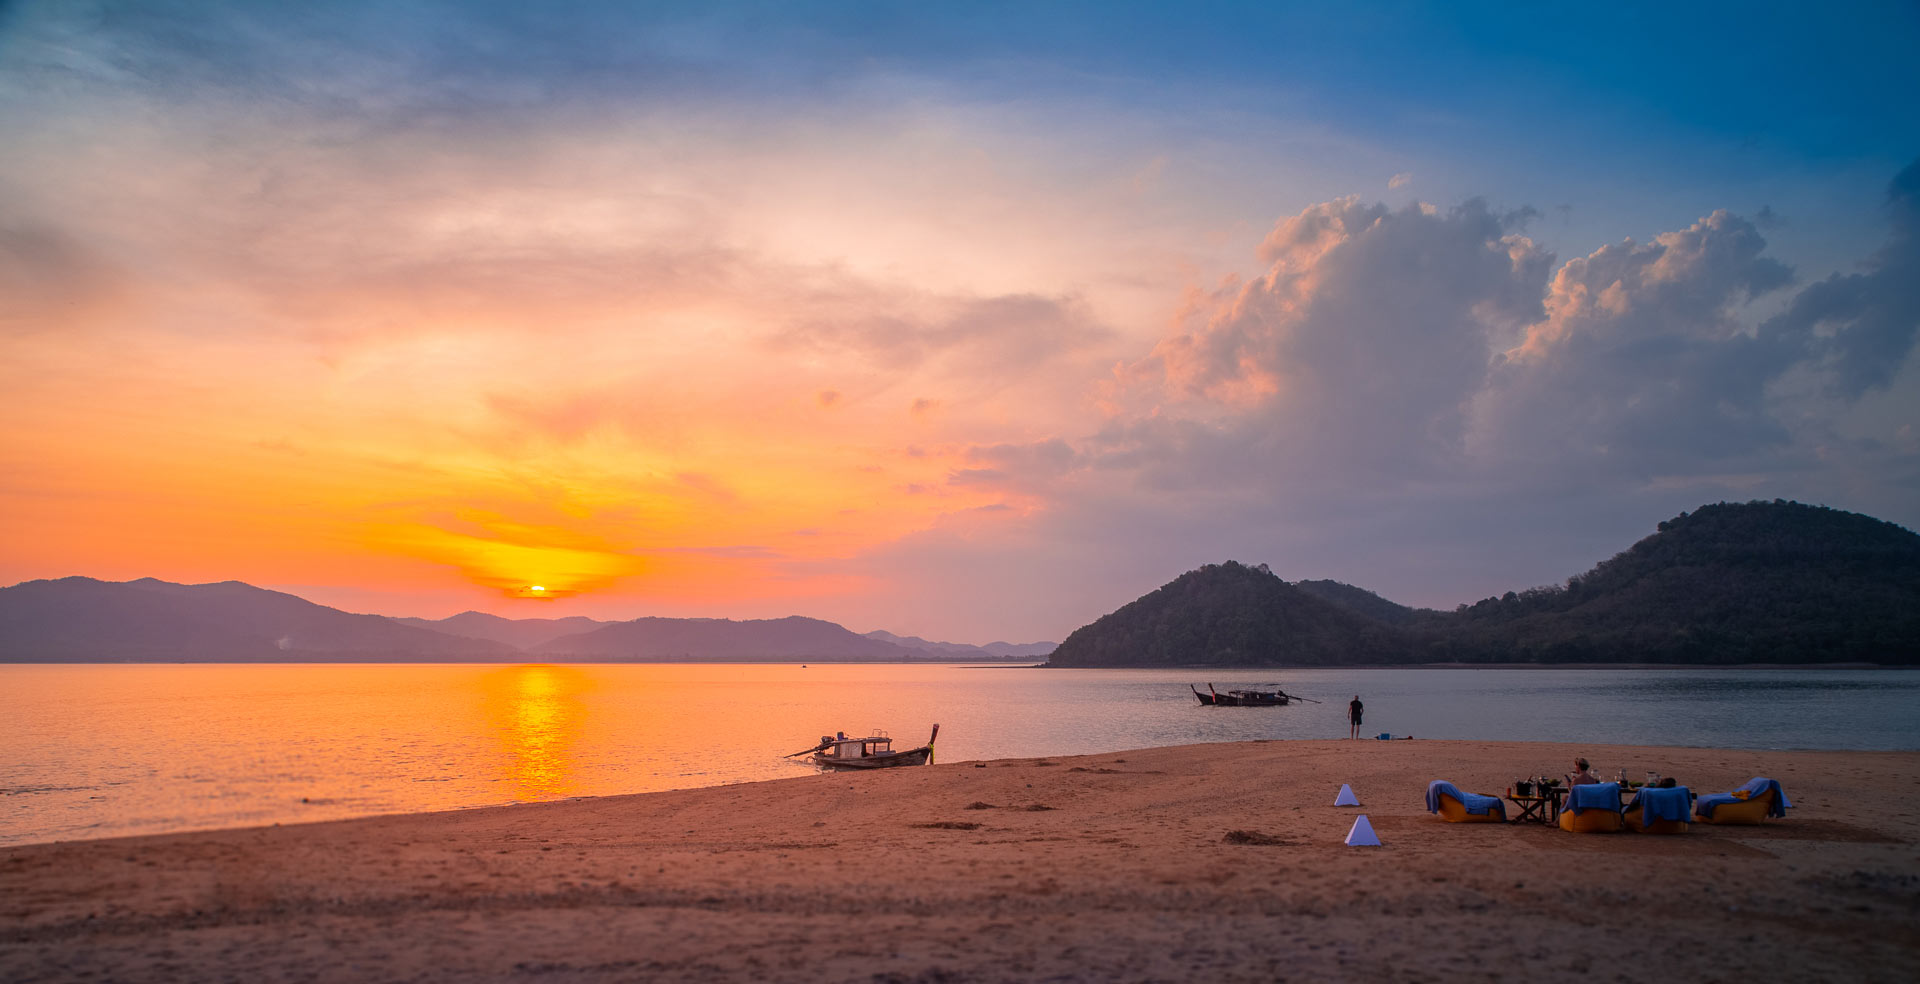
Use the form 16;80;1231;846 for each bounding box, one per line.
1334;783;1360;806
1345;814;1381;846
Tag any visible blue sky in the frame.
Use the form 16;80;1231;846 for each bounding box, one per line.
2;1;1917;640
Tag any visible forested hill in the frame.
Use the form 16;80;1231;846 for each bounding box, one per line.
1044;562;1413;667
1045;501;1920;666
1432;501;1920;664
1291;580;1420;626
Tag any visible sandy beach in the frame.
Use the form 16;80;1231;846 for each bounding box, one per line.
4;740;1917;983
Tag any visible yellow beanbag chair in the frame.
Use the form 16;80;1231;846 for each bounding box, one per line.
1436;792;1504;823
1558;805;1623;833
1622;805;1688;834
1694;789;1776;825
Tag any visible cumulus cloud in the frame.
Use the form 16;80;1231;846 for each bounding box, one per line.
1389;172;1413;189
1472;209;1798;474
1757;160;1920;398
1120;196;1551;484
1091;168;1920;503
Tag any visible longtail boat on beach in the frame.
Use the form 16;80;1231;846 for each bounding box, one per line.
810;724;939;769
1192;684;1291;706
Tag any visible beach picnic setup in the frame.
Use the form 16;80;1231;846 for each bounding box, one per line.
1424;769;1794;835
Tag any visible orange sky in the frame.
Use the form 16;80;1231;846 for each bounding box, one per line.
4;3;1916;643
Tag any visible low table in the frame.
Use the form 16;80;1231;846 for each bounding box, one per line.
1506;787;1566;824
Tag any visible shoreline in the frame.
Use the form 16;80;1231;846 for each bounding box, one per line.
9;730;1919;852
5;739;1916;982
11;731;1918;853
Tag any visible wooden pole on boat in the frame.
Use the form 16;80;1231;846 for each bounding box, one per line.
783;741;830;757
926;723;939;765
1266;686;1322;703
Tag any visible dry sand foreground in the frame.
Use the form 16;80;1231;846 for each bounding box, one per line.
4;741;1918;983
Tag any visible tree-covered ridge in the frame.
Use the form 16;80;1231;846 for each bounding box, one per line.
1046;561;1412;666
1291;579;1421;626
1046;501;1920;666
1430;501;1920;663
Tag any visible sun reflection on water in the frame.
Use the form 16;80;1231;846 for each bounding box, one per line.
485;665;589;801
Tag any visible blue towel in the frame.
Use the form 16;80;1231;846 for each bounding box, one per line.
1626;786;1693;827
1695;777;1791;819
1425;780;1505;818
1564;781;1622;815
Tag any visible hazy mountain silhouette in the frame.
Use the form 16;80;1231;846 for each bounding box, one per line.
534;615;911;661
1047;501;1920;666
0;577;513;661
0;577;1051;662
390;611;613;650
861;630;1055;660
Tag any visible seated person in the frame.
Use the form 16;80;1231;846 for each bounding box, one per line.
1568;758;1599;786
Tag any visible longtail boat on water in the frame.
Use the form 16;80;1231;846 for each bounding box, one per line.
1192;683;1291;706
809;724;939;769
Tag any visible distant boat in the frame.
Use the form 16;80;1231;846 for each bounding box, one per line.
812;724;939;769
1193;683;1291;706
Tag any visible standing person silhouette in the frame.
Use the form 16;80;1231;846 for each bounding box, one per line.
1348;695;1364;739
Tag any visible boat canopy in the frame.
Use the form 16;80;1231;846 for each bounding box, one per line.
821;734;894;759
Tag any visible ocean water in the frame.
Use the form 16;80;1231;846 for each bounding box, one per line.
3;663;1915;846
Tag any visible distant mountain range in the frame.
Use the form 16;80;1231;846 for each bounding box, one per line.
0;579;1052;663
389;612;612;651
1046;501;1920;666
0;577;517;661
862;630;1056;661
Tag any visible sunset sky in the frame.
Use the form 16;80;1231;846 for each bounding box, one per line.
3;1;1917;642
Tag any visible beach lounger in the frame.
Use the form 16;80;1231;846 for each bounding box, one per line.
1557;781;1624;833
1694;777;1791;825
1623;786;1692;834
1425;780;1506;823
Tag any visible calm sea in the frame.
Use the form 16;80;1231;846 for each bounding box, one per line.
4;663;1916;846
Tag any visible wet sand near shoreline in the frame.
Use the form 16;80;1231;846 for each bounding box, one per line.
5;740;1918;983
